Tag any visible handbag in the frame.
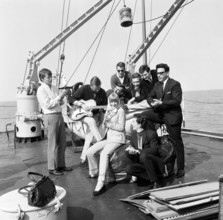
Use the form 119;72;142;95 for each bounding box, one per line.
18;172;56;207
158;135;174;163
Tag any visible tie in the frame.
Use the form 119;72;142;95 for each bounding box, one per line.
160;82;164;96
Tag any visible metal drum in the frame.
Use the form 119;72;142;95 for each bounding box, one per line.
16;93;42;138
0;186;67;220
119;7;133;27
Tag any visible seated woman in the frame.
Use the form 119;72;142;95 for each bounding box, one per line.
125;115;167;188
86;93;126;196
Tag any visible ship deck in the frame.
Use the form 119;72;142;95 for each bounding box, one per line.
0;131;222;220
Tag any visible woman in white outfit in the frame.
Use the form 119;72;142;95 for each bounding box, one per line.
86;93;126;196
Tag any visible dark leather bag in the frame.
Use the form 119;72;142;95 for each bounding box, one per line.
18;172;56;207
158;135;174;163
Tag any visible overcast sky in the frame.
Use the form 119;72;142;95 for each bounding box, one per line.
0;0;223;101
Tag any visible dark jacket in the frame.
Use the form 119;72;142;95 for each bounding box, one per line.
69;84;107;114
147;78;183;125
110;71;131;90
130;85;150;103
130;129;160;156
141;70;158;93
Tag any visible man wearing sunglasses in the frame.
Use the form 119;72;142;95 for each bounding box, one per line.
110;62;131;90
141;63;185;179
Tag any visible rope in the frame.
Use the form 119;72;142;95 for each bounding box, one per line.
124;0;138;63
133;0;195;25
66;1;121;85
149;0;153;64
83;0;119;83
62;0;71;55
150;0;188;62
57;0;66;74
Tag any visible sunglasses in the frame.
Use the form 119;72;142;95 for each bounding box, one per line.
117;70;124;72
157;71;166;75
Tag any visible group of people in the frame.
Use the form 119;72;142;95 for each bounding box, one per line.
36;61;185;196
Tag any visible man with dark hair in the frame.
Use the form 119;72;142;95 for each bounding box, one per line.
107;83;132;105
70;76;107;165
139;65;158;93
141;63;185;178
110;62;131;90
127;73;150;105
37;68;73;176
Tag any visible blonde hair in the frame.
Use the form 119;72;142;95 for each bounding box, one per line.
108;92;120;108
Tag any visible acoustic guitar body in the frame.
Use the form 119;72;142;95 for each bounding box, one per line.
68;99;98;121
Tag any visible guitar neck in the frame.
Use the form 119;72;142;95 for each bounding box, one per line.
89;106;107;110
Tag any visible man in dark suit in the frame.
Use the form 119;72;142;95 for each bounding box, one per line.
110;62;131;90
139;65;158;93
142;63;185;178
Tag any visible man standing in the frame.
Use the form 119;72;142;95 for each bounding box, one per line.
70;76;107;165
37;68;73;176
139;65;158;93
110;62;131;90
127;73;150;105
142;63;185;178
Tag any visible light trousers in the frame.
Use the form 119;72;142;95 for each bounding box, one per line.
46;114;66;170
86;140;121;182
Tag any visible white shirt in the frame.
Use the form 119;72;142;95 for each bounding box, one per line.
163;77;169;91
116;73;125;84
37;83;62;114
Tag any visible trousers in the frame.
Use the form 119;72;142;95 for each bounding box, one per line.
142;109;185;170
86;140;121;182
46;114;66;170
80;115;102;162
125;150;165;182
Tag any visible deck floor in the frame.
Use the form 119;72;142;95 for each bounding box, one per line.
0;132;222;220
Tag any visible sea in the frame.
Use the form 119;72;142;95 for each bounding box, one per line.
0;89;223;134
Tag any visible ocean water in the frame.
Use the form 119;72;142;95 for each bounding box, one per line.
0;89;223;133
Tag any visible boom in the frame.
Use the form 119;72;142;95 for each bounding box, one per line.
127;0;185;71
24;0;113;86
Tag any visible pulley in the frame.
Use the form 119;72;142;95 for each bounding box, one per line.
119;6;133;27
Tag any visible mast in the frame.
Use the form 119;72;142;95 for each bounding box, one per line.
141;0;147;65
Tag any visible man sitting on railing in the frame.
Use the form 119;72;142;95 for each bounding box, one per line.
69;76;107;166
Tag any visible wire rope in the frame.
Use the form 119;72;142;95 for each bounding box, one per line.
65;0;121;85
148;0;153;64
150;0;188;62
57;0;66;73
133;0;195;25
83;0;119;83
184;99;223;105
124;0;138;63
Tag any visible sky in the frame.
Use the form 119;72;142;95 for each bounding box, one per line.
0;0;223;101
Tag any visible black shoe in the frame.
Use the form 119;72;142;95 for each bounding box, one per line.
87;175;98;179
93;185;106;196
49;170;64;176
80;161;89;169
175;169;185;178
57;166;73;172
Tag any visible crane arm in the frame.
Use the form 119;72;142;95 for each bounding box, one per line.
127;0;185;70
24;0;113;86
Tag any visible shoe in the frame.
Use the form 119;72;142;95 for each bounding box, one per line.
87;175;98;179
80;161;88;169
93;185;106;196
175;169;185;178
57;166;73;172
49;170;64;176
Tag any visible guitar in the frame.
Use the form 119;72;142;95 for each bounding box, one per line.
68;99;107;121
